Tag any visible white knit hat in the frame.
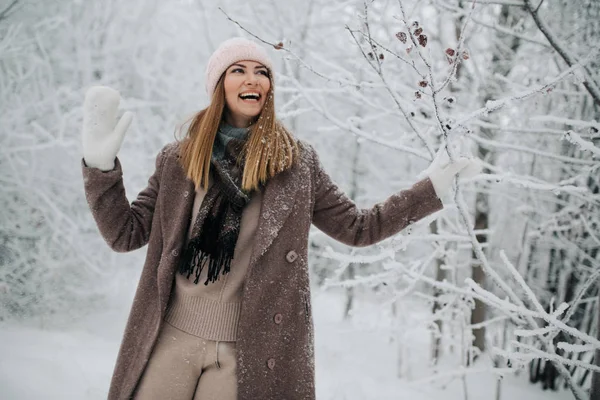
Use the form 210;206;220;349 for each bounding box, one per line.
205;37;274;97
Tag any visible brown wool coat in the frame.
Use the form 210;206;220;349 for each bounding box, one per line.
81;140;443;400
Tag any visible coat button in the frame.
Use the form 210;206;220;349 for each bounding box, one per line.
274;313;283;324
267;358;276;370
286;250;298;263
183;190;189;198
171;249;179;257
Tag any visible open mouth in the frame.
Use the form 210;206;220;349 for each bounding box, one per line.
239;92;261;103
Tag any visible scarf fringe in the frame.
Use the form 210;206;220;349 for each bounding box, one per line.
179;227;240;285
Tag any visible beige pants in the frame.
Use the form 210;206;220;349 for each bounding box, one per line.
134;320;237;400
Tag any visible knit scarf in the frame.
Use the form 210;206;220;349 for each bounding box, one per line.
178;121;253;285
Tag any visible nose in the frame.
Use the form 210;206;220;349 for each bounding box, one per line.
244;73;258;85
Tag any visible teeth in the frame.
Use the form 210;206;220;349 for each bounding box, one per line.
240;93;260;100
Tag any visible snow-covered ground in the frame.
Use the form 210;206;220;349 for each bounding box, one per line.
0;290;576;400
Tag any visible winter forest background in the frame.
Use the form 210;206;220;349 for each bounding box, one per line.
1;0;599;398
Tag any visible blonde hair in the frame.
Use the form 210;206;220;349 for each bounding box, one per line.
178;72;299;192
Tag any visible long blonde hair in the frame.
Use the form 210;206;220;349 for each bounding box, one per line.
178;73;299;192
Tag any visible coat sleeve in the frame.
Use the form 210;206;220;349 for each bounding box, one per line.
309;145;443;247
81;145;168;252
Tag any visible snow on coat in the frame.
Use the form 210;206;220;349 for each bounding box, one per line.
81;140;443;400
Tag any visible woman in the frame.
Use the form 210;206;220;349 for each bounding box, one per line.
81;37;478;400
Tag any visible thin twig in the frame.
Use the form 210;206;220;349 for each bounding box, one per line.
345;25;435;156
435;0;478;94
218;7;359;86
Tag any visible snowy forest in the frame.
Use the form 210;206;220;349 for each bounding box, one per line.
1;0;599;399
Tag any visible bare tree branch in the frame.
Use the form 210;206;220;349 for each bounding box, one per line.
433;0;551;48
524;0;600;105
0;0;19;23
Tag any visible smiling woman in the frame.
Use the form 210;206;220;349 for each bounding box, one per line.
223;61;271;128
179;44;298;195
80;36;477;400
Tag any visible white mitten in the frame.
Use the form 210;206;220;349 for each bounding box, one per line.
418;148;483;199
82;86;133;171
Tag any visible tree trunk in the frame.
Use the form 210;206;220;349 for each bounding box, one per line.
469;3;524;360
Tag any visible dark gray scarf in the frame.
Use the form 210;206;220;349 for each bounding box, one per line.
179;121;253;285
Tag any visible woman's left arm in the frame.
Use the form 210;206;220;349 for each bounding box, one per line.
310;146;443;247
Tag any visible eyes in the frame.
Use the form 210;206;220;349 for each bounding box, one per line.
231;67;269;77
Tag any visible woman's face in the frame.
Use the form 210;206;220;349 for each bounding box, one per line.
223;60;271;128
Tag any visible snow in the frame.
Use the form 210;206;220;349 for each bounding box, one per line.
0;324;114;398
561;130;600;157
1;0;597;398
0;290;575;400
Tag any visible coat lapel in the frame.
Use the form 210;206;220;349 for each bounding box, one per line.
248;165;301;269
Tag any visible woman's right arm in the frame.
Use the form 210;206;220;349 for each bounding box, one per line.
81;146;167;252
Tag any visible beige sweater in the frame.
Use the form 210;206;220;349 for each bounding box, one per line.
164;177;262;342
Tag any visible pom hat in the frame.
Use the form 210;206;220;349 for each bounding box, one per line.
205;37;274;97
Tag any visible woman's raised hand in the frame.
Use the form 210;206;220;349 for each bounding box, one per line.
420;148;483;199
82;86;133;171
